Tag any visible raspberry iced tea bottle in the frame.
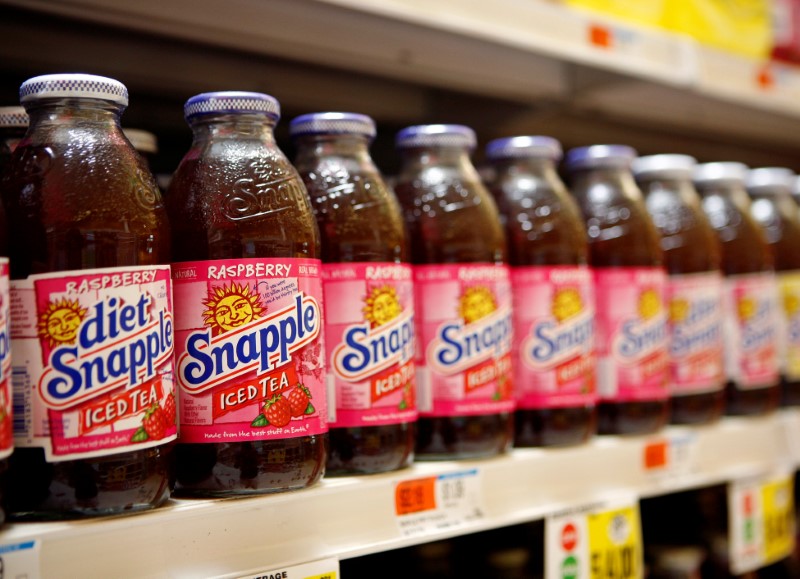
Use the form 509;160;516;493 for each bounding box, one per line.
2;74;175;519
167;92;326;495
290;112;415;474
693;163;780;416
746;167;800;407
565;145;669;435
394;124;513;459
485;136;596;447
633;155;725;425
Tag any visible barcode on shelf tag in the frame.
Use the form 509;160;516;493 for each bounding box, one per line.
236;558;339;579
0;539;40;579
643;430;698;482
728;471;796;575
546;497;643;579
394;469;484;538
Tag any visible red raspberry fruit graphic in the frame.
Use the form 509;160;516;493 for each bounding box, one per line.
264;395;292;428
163;393;177;425
142;404;168;440
286;384;311;417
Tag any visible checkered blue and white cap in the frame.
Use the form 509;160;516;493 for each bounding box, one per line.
20;74;128;106
184;92;280;121
396;124;476;150
289;112;376;139
0;107;28;128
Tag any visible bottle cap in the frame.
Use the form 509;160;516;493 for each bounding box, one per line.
485;136;562;160
395;124;476;149
289;112;376;139
693;162;749;185
0;106;28;128
632;154;697;179
746;167;795;193
20;74;128;107
123;128;158;155
565;144;637;170
184;91;280;121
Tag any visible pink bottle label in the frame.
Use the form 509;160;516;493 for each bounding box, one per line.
172;258;327;443
594;268;669;403
0;259;11;459
324;262;416;428
723;273;779;390
414;264;514;417
666;272;725;395
511;266;596;410
10;266;176;462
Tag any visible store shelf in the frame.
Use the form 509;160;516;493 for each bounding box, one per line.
1;410;798;579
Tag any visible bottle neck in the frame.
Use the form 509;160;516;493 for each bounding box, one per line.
293;134;374;166
24;98;125;133
569;165;642;201
638;175;700;205
695;180;752;211
189;113;278;144
398;146;481;181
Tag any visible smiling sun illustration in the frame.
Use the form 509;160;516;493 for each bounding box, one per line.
203;282;265;334
784;291;800;318
364;285;403;328
459;286;497;325
738;296;756;322
38;298;87;348
638;289;661;320
670;298;690;323
552;288;583;322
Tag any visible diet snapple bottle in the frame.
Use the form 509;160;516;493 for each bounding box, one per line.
485;136;596;447
290;112;415;475
565;145;669;436
2;74;175;519
694;163;780;416
167;92;326;496
746;167;800;407
633;154;725;425
394;124;513;459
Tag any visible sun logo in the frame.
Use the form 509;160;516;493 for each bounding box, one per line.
202;282;264;334
738;296;756;322
670;298;690;324
784;292;800;318
363;285;403;328
552;288;583;322
459;286;497;325
638;289;661;320
38;298;87;348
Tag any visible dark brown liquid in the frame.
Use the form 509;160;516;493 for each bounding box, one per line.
1;122;174;519
697;182;780;416
167;137;326;496
489;157;595;447
295;135;414;474
569;167;669;435
750;190;800;407
394;148;512;459
639;175;725;425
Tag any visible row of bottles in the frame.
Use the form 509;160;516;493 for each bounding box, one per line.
0;73;796;522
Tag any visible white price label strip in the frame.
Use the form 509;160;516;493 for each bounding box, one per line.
0;539;40;579
642;430;698;483
728;471;796;575
237;558;338;579
546;497;643;579
394;469;485;538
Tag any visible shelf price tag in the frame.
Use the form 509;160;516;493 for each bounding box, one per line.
728;471;796;575
236;558;339;579
0;539;41;579
546;497;643;579
643;430;698;484
394;469;484;538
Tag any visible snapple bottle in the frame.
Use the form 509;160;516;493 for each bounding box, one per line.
290;112;415;474
1;74;175;519
565;145;669;436
746;167;800;407
485;136;596;447
0;107;27;175
394;124;513;460
693;163;780;416
633;155;725;425
167;92;326;495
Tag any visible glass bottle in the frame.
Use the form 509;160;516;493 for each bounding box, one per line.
290;112;415;474
485;136;596;447
693;162;780;416
633;154;725;425
167;91;327;496
393;124;513;459
0;106;27;176
2;73;174;519
565;145;669;435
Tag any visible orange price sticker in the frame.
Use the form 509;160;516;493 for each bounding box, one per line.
644;439;668;470
395;477;437;516
588;24;613;49
756;65;775;90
